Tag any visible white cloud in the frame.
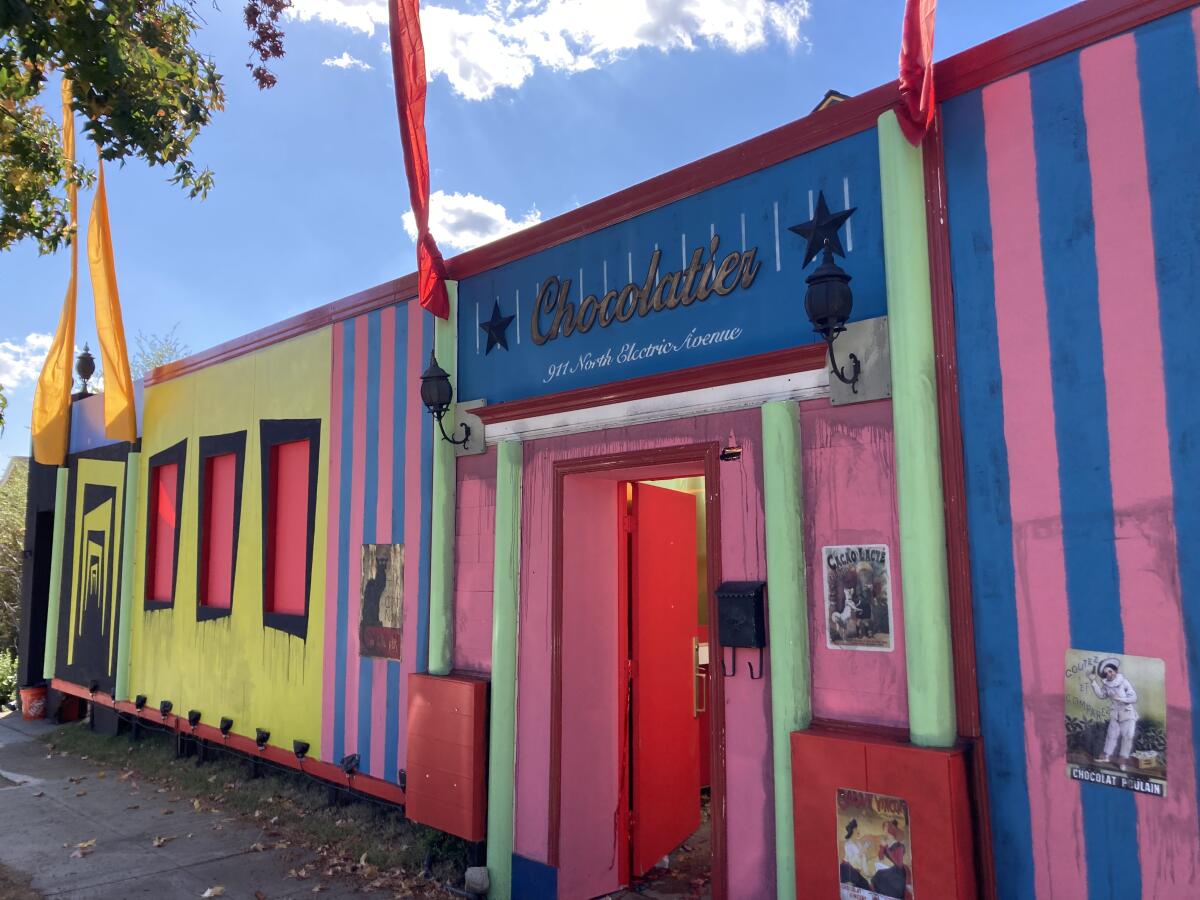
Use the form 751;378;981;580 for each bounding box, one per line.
291;0;811;99
322;51;374;70
403;190;542;252
0;333;53;389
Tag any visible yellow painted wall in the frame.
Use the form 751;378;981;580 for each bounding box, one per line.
129;328;330;756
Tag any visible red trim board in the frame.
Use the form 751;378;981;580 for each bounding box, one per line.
51;678;406;806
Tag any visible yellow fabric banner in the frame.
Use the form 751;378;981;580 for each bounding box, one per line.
87;159;138;442
31;80;80;465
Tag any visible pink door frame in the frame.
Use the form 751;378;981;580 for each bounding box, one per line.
550;442;727;900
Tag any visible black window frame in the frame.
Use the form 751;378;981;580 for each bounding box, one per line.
143;439;187;611
195;431;248;622
259;419;321;639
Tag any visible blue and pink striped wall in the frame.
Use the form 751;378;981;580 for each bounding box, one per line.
944;8;1200;896
320;301;435;783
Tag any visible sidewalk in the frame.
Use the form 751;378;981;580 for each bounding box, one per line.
0;711;362;899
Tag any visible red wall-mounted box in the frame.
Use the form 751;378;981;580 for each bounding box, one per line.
406;673;489;842
791;726;976;899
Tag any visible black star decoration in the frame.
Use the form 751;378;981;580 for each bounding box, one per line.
788;190;856;268
480;299;515;355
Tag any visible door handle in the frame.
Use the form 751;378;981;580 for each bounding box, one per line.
693;638;707;717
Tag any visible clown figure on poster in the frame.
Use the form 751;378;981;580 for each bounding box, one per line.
1091;657;1138;766
1064;649;1166;797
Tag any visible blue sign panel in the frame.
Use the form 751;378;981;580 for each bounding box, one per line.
458;127;885;405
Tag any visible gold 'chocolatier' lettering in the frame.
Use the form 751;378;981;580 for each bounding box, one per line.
529;234;762;346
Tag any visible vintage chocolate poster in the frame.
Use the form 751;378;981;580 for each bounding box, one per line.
836;788;914;900
824;544;893;652
1065;649;1167;797
359;543;404;659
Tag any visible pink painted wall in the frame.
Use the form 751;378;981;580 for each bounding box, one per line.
454;448;496;674
558;477;621;899
513;408;776;900
799;398;909;728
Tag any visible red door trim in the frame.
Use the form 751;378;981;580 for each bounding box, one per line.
922;114;996;898
550;442;726;899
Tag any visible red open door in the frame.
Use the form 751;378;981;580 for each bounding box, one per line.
630;482;701;877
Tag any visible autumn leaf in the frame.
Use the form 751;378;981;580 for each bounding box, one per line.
201;888;226;898
152;835;175;848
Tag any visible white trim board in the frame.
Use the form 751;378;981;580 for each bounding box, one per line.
482;368;829;444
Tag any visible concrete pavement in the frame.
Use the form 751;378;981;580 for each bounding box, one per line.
0;710;362;899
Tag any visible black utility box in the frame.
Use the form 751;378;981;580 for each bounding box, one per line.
715;580;767;648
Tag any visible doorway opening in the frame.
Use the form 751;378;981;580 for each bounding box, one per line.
554;445;723;900
615;476;712;899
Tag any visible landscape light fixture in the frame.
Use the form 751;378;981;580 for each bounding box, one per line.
255;728;270;751
419;352;471;446
340;753;360;776
219;717;234;737
88;680;99;695
134;695;147;710
790;191;861;394
293;740;310;761
187;710;202;729
159;699;173;718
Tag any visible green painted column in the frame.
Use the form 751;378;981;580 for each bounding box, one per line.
486;440;523;900
761;400;811;900
877;110;956;748
428;280;459;676
114;451;141;701
41;467;69;681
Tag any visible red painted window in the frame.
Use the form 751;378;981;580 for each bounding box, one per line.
199;452;237;608
146;462;179;602
265;439;310;616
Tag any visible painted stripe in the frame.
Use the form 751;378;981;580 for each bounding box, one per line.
377;305;400;784
1140;4;1200;849
1083;31;1200;892
358;310;381;775
401;298;424;768
417;312;435;673
1030;54;1141;898
345;315;369;758
984;73;1086;898
486;440;523;900
385;304;408;781
877;110;955;747
322;325;345;760
761;401;810;900
332;321;356;763
942;87;1037;899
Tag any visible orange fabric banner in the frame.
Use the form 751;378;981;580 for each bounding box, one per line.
31;80;80;465
87;159;138;442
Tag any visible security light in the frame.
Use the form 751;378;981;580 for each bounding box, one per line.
293;740;310;760
219;717;234;737
255;728;270;750
187;710;201;728
159;700;173;717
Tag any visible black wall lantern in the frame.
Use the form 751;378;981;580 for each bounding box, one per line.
791;191;861;394
420;352;472;446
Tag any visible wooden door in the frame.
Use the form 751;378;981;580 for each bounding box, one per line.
630;482;701;876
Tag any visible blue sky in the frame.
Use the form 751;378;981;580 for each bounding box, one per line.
0;0;1072;462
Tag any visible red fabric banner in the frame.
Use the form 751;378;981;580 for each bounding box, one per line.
897;0;937;145
389;0;449;318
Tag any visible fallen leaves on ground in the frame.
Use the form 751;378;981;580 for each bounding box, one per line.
69;838;96;859
152;835;175;848
200;887;225;898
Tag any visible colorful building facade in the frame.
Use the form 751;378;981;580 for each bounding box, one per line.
16;1;1200;897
